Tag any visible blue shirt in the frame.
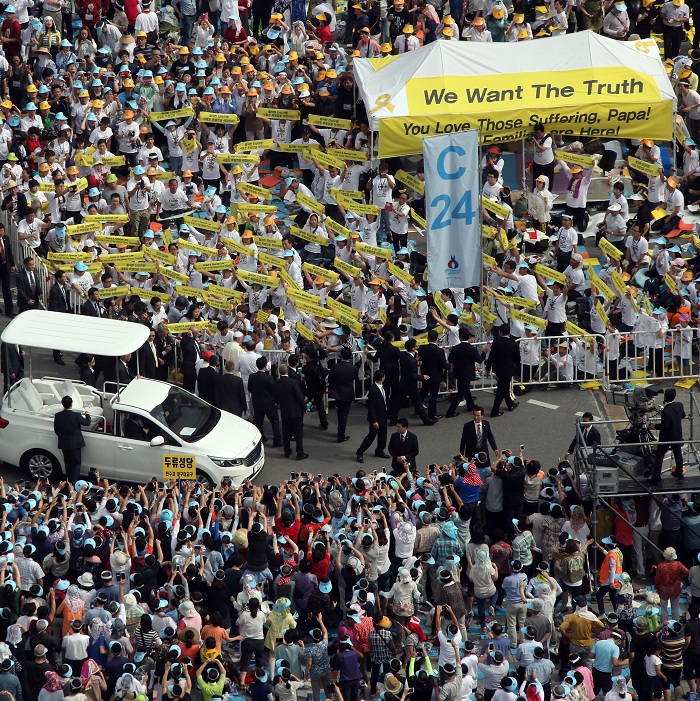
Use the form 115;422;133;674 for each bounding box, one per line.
592;638;619;673
455;477;480;504
502;572;527;604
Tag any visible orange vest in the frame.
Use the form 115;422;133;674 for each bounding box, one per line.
599;550;622;587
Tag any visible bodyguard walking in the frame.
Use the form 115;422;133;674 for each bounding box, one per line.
53;396;91;483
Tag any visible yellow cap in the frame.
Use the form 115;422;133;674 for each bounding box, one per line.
232;166;243;174
514;12;525;20
92;99;103;108
492;6;504;17
240;56;250;65
26;84;38;92
288;51;298;60
263;81;274;90
517;28;529;37
136;30;147;36
123;79;135;88
381;42;392;52
232;66;242;74
79;90;89;98
535;5;548;11
215;53;226;61
155;76;164;84
38;101;50;110
673;0;684;6
403;23;414;32
327;69;337;79
442;26;453;35
249;45;260;55
443;14;455;23
667;175;680;187
642;139;655;146
146;167;158;175
38;162;50;171
179;46;190;54
317;12;327;19
67;166;79;174
226;215;236;223
0;101;12;109
281;85;293;94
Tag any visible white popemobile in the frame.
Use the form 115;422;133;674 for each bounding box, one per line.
0;311;264;487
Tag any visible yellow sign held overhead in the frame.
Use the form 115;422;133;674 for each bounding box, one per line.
162;454;196;480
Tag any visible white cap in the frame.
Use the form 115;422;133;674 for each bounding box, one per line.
608;203;622;212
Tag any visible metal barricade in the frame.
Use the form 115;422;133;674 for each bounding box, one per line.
604;326;699;386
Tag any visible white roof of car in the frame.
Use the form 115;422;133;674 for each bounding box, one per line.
1;310;150;356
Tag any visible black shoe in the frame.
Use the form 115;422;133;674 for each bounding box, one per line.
647;477;661;485
356;453;364;463
509;401;519;411
491;411;505;417
54;358;65;366
337;436;350;443
272;441;283;448
422;417;438;426
672;471;684;479
431;414;443;419
445;412;460;418
284;450;292;458
320;424;329;430
375;451;390;459
261;436;268;444
296;453;309;460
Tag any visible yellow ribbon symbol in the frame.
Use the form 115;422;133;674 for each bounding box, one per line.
370;94;396;115
633;39;651;53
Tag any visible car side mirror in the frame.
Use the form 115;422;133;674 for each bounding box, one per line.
150;436;165;447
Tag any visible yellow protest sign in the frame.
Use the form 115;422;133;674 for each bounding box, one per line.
511;296;537;310
459;313;475;325
355;242;389;259
182;137;197;154
258;251;283;268
150;107;194;122
236;204;278;214
331;189;363;200
598;236;623;260
86;214;131;225
98;285;131;298
510;309;546;328
176;285;206;297
257;107;301;120
181;241;216;257
303;262;340;282
163;228;173;247
161;268;190;284
277;267;298;288
337;197;379;216
332;149;368;162
149;290;176;303
290;295;326;317
162;454;196;480
217;153;260;164
610;270;628;296
296;321;314;341
289;225;328;246
595;300;609;326
643;294;653;316
482;224;497;239
238;182;271;199
207;284;243;301
236;270;279;286
38;182;55;192
535;263;566;285
411;209;428;229
480;308;497;325
296;192;325;214
664;272;677;292
66;222;101;236
333;258;362;277
223;237;251;255
326;296;361;319
236;139;274;152
565;320;588;337
325;218;352;238
308;114;352;129
145;248;176;265
389;262;414;284
497;228;508;251
165;322;211;335
433;292;452;318
591;271;616;302
155;171;176;182
395;169;425;195
287;287;324;305
675;122;686;145
307;149;345;170
253;236;283;250
183;216;220;233
651;207;667;221
628;155;661;177
99;252;145;266
95;234;140;247
554;150;593;168
482;197;510;220
202;292;234;308
275;142;322;153
194;259;234;271
47;252;92;262
482;252;496;267
198;112;240;125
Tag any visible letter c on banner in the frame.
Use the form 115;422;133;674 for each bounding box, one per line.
437;145;466;180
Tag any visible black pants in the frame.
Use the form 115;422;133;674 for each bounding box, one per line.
0;269;12;314
253;404;281;445
61;448;82;483
420;377;441;418
182;372;196;392
282;415;304;456
653;441;684;480
491;374;514;415
390;382;428;423
447;377;474;415
565;205;588;233
336;400;352;440
239;638;265;673
556;250;572;273
309;390;327;428
663;25;685;63
357;421;387;456
592;669;613;696
596;584;618;615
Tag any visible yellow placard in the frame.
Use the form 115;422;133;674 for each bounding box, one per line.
289;225;328;246
275;142;322;154
150;107;194;122
432;292;452;318
306;149;345;170
277;267;298;288
554;150;593;168
389;262;414;284
87;215;131;224
565;320;588;337
163;228;173;246
38;182;55;192
198;112;240;125
355;242;389;259
223;237;251;255
482;197;510;220
497;228;509;251
236;203;278;214
333;258;362;277
176;285;206;297
291;295;326;317
308;114;352;129
337;196;380;217
194;259;234;271
482;224;497;240
257;251;283;269
459;312;475;325
148;290;175;303
161;268;190;284
236;270;279;286
331;149;368;163
256;310;270;324
207;284;243;301
411;209;427;229
181;241;216;257
610;269;628;297
595;300;609;326
66;222;101;236
145;248;176;265
511;296;537;310
238;182;271;200
257;107;301;120
296;192;325;214
628;155;662;177
535;263;566;285
480;308;497;325
99;252;145;266
395;169;425;195
217;153;260;164
162;454;196;480
47;252;92;262
675;123;686;145
325;218;352;238
643;294;653;316
98;285;131;298
202;292;233;309
155;171;176;182
236;139;275;152
482;252;496;267
510;308;546;328
287;288;323;306
303;262;340;282
599;236;623;261
95;235;140;246
651;207;667;221
326;296;360;319
664;272;677;292
296;321;314;340
591;271;616;302
183;216;220;233
254;236;283;250
331;188;362;200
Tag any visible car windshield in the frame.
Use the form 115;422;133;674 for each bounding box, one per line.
149;386;219;442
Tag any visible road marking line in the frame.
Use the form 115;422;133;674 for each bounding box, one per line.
527;399;560;410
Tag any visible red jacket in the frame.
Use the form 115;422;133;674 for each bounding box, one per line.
1;19;21;57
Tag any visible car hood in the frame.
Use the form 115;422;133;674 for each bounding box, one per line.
192;410;260;459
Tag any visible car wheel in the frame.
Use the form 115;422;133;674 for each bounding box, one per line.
20;449;61;481
195;470;215;489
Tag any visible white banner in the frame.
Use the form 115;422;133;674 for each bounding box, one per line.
424;130;480;292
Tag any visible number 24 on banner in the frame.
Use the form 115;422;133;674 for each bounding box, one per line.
430;190;477;229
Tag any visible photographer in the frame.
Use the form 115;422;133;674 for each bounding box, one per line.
530;123;555;187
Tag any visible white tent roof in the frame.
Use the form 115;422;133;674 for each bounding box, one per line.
355;31;675;122
1;310;150;355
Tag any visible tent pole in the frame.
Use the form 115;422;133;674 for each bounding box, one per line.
479;128;485;343
672;105;678;175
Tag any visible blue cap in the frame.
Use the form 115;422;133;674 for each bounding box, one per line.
30;18;41;29
668;245;681;253
25;102;36;110
61;38;71;46
333;328;345;336
210;77;221;85
319;580;332;594
74;261;88;271
293;76;304;85
216;205;227;213
176;83;186;91
55;112;67;120
98;47;110;54
414;288;426;297
133;165;146;175
38;85;50;94
273;61;286;73
88;187;100;197
5;6;17;12
688;138;697;146
196;70;206;77
192;47;203;55
396;247;410;254
204;86;215;95
188;88;198;95
73;81;83;89
92;79;103;87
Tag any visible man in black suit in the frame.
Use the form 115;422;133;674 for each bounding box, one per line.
154;324;176;382
179;326;202;392
1;341;24;393
328;347;357;443
53;396;91;484
248;356;282;447
368;331;401;403
81;287;104;317
197;354;219;405
445;327;487;418
47;270;70;365
0;224;15;317
565;411;602;458
388;417;420;475
137;329;159;380
273;364;308;460
356;370;390;463
117;354;133;385
418;329;449;420
484;324;520;417
390;338;437;426
460;406;498;463
15;257;41;313
651;387;686;483
214;360;247;417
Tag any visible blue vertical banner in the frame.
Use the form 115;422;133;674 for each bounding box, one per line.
423;130;480;293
